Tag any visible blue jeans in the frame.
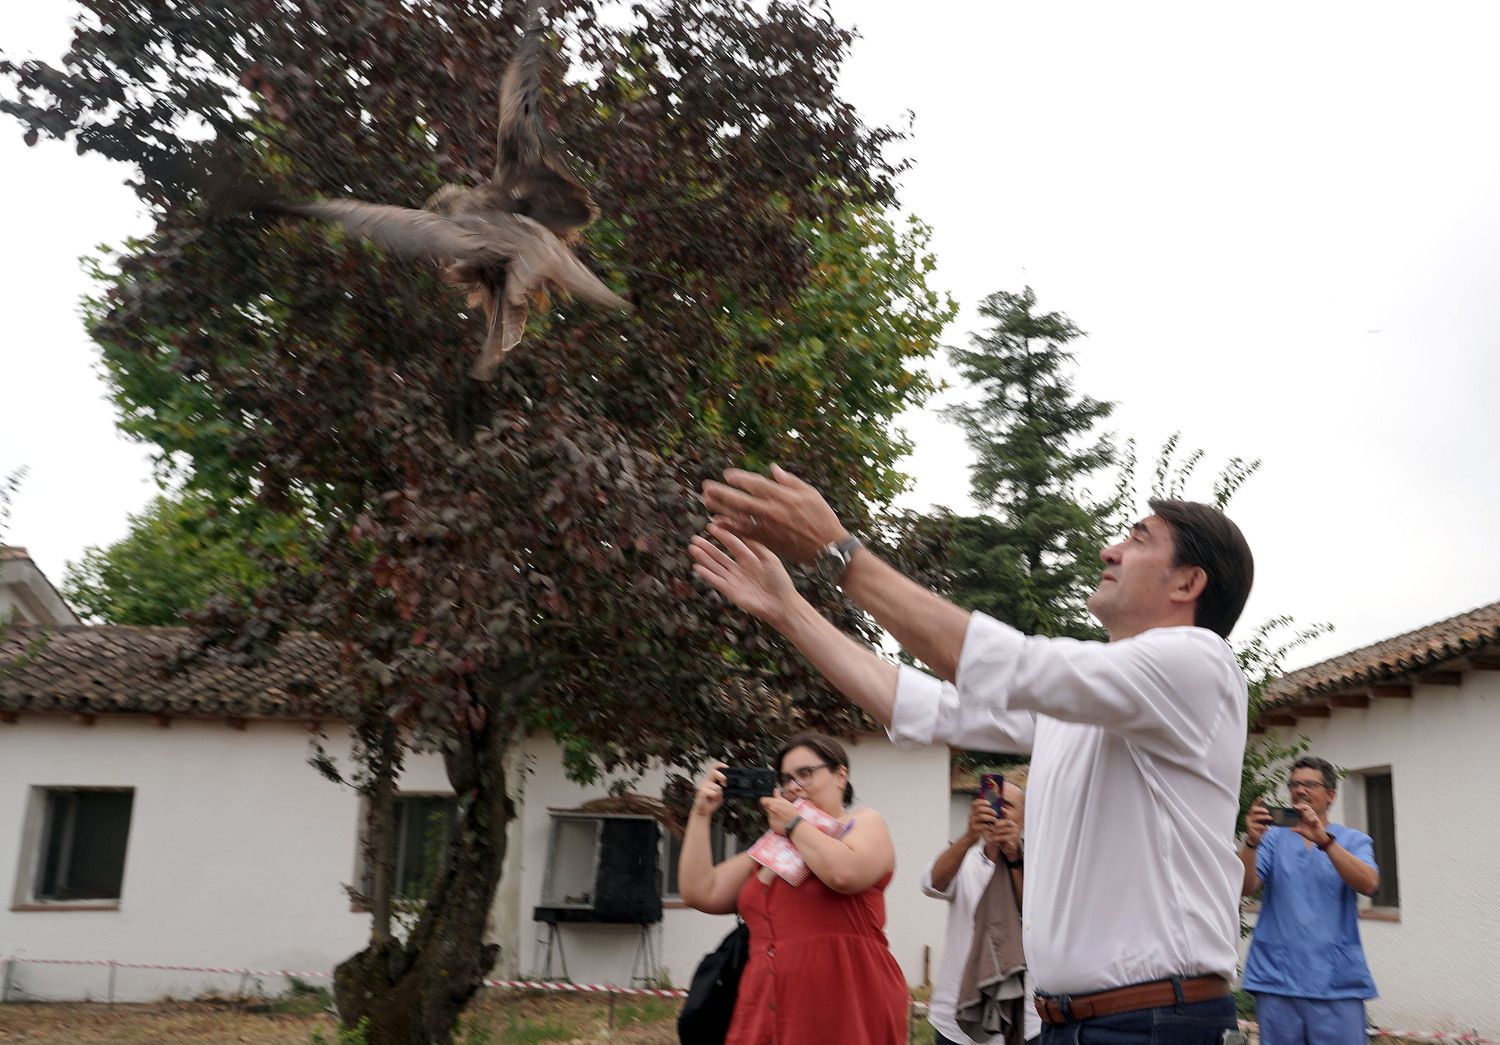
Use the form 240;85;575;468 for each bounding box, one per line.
1037;996;1236;1044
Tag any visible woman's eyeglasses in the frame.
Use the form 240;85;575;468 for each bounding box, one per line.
777;763;831;789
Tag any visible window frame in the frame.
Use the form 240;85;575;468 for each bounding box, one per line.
12;785;136;910
390;793;458;901
1359;769;1400;911
353;791;458;909
661;821;743;900
1342;764;1400;915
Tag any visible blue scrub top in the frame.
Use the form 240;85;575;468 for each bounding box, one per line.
1242;823;1379;999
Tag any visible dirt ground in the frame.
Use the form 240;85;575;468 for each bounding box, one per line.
0;995;1442;1045
0;990;685;1044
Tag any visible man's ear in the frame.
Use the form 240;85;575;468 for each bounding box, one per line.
1170;564;1208;606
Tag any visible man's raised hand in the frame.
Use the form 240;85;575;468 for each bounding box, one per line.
1245;798;1273;848
689;523;802;628
701;464;847;565
989;818;1023;864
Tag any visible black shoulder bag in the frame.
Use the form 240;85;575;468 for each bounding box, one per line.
677;919;750;1044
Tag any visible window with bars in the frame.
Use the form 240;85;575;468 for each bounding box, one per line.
34;788;135;902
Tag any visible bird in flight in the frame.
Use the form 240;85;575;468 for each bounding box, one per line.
286;0;630;379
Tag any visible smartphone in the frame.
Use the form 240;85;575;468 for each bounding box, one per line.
1220;1031;1250;1045
1265;805;1303;828
721;767;778;800
979;772;1005;817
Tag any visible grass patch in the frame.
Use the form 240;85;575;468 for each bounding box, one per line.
613;996;680;1027
270;977;334;1016
309;1017;368;1045
501;1014;578;1043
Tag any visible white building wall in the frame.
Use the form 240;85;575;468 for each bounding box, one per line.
511;733;953;991
0;714;448;1002
948;791;973;844
2;716;955;1001
1256;670;1500;1039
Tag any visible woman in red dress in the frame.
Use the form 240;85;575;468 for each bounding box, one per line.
678;731;909;1044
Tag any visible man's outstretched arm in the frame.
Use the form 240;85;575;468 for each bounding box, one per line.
702;465;972;682
689;526;901;724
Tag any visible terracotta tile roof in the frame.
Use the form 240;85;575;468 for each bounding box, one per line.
0;624;357;720
1261;599;1500;710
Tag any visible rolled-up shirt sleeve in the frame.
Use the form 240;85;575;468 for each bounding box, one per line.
921;860;956;901
889;611;1240;757
889;614;1036;752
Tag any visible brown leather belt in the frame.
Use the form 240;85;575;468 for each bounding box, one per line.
1034;974;1230;1024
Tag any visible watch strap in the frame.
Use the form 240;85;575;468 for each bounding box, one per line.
818;533;863;584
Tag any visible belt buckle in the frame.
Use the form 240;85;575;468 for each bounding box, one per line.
1036;991;1073;1024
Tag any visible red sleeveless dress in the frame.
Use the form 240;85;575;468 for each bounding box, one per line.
724;868;909;1044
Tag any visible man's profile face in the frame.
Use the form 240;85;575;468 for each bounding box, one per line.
1086;515;1182;635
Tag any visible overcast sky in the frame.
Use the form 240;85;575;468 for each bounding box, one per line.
4;2;1498;669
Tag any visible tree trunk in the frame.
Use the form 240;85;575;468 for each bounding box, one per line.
367;719;399;948
332;714;516;1045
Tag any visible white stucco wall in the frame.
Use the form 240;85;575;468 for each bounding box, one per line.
510;733;954;991
0;714;448;1002
948;791;973;844
1253;669;1500;1038
2;716;955;1001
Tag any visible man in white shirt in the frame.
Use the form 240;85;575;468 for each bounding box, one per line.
925;786;1042;1045
691;465;1255;1044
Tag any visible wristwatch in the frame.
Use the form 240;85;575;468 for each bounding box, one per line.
815;534;863;585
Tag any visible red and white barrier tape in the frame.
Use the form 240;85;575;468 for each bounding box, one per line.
480;978;685;998
8;960;1493;1041
7;958;685;998
12;957;331;979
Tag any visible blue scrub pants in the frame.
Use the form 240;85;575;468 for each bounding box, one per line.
1254;993;1366;1045
1037;995;1236;1043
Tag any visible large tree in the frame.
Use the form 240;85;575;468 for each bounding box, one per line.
1;2;951;1041
937;286;1119;639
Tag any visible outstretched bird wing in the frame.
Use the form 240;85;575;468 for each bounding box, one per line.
290;199;626;308
493;0;599;236
287;199;492;261
289;200;629;379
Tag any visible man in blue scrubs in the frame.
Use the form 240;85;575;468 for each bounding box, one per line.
1240;756;1380;1044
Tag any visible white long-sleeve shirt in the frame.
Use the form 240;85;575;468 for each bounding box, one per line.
923;844;1043;1043
892;613;1247;995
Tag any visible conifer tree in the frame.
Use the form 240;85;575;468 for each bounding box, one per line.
939;286;1118;639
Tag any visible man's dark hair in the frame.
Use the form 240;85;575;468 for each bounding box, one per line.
775;731;854;806
1147;498;1254;640
1291;755;1339;791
